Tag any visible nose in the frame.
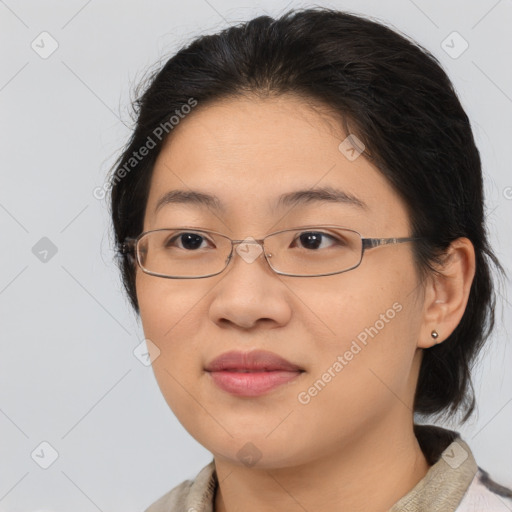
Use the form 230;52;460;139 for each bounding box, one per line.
208;237;292;330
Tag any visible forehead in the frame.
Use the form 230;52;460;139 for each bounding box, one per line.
144;94;409;233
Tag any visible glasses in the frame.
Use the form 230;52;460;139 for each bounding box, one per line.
120;225;418;279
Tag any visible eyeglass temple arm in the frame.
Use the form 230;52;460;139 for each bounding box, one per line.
119;238;137;254
362;237;418;250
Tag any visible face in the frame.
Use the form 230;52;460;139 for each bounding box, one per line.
136;94;427;468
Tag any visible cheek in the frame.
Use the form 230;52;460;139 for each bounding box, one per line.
305;261;423;393
136;271;212;409
136;271;206;339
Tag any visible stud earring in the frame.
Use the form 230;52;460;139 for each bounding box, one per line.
431;330;439;340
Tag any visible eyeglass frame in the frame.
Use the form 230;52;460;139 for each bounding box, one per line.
119;225;419;279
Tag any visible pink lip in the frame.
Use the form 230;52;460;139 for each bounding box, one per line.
205;350;304;397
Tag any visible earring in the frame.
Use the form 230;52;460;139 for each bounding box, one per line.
431;330;439;340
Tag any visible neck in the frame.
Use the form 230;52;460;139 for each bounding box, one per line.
214;414;430;512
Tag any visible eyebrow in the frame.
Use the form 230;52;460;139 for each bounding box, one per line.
275;186;367;211
154;186;367;214
155;189;225;213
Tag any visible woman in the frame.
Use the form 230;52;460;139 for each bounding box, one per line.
110;8;511;512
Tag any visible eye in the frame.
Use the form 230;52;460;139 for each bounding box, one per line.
165;232;215;251
291;231;342;250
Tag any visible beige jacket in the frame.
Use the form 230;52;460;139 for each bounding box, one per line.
144;425;512;512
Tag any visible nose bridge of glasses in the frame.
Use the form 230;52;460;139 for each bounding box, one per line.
231;237;265;245
232;236;267;265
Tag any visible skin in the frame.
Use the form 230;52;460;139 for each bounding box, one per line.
136;94;475;512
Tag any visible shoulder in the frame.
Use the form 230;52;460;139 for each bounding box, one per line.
144;460;217;512
456;468;512;512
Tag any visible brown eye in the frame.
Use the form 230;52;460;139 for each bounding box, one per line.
165;232;215;251
291;231;342;250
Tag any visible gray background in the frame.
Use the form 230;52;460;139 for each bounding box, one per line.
0;0;511;510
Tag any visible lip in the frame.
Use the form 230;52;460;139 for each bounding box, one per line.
205;350;304;397
205;350;303;372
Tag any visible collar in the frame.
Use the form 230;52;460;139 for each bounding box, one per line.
389;425;478;511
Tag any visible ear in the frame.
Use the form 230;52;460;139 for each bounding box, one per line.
417;238;476;349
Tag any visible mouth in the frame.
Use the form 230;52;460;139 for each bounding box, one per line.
204;350;305;397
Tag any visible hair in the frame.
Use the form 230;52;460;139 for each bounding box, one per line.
109;7;501;421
